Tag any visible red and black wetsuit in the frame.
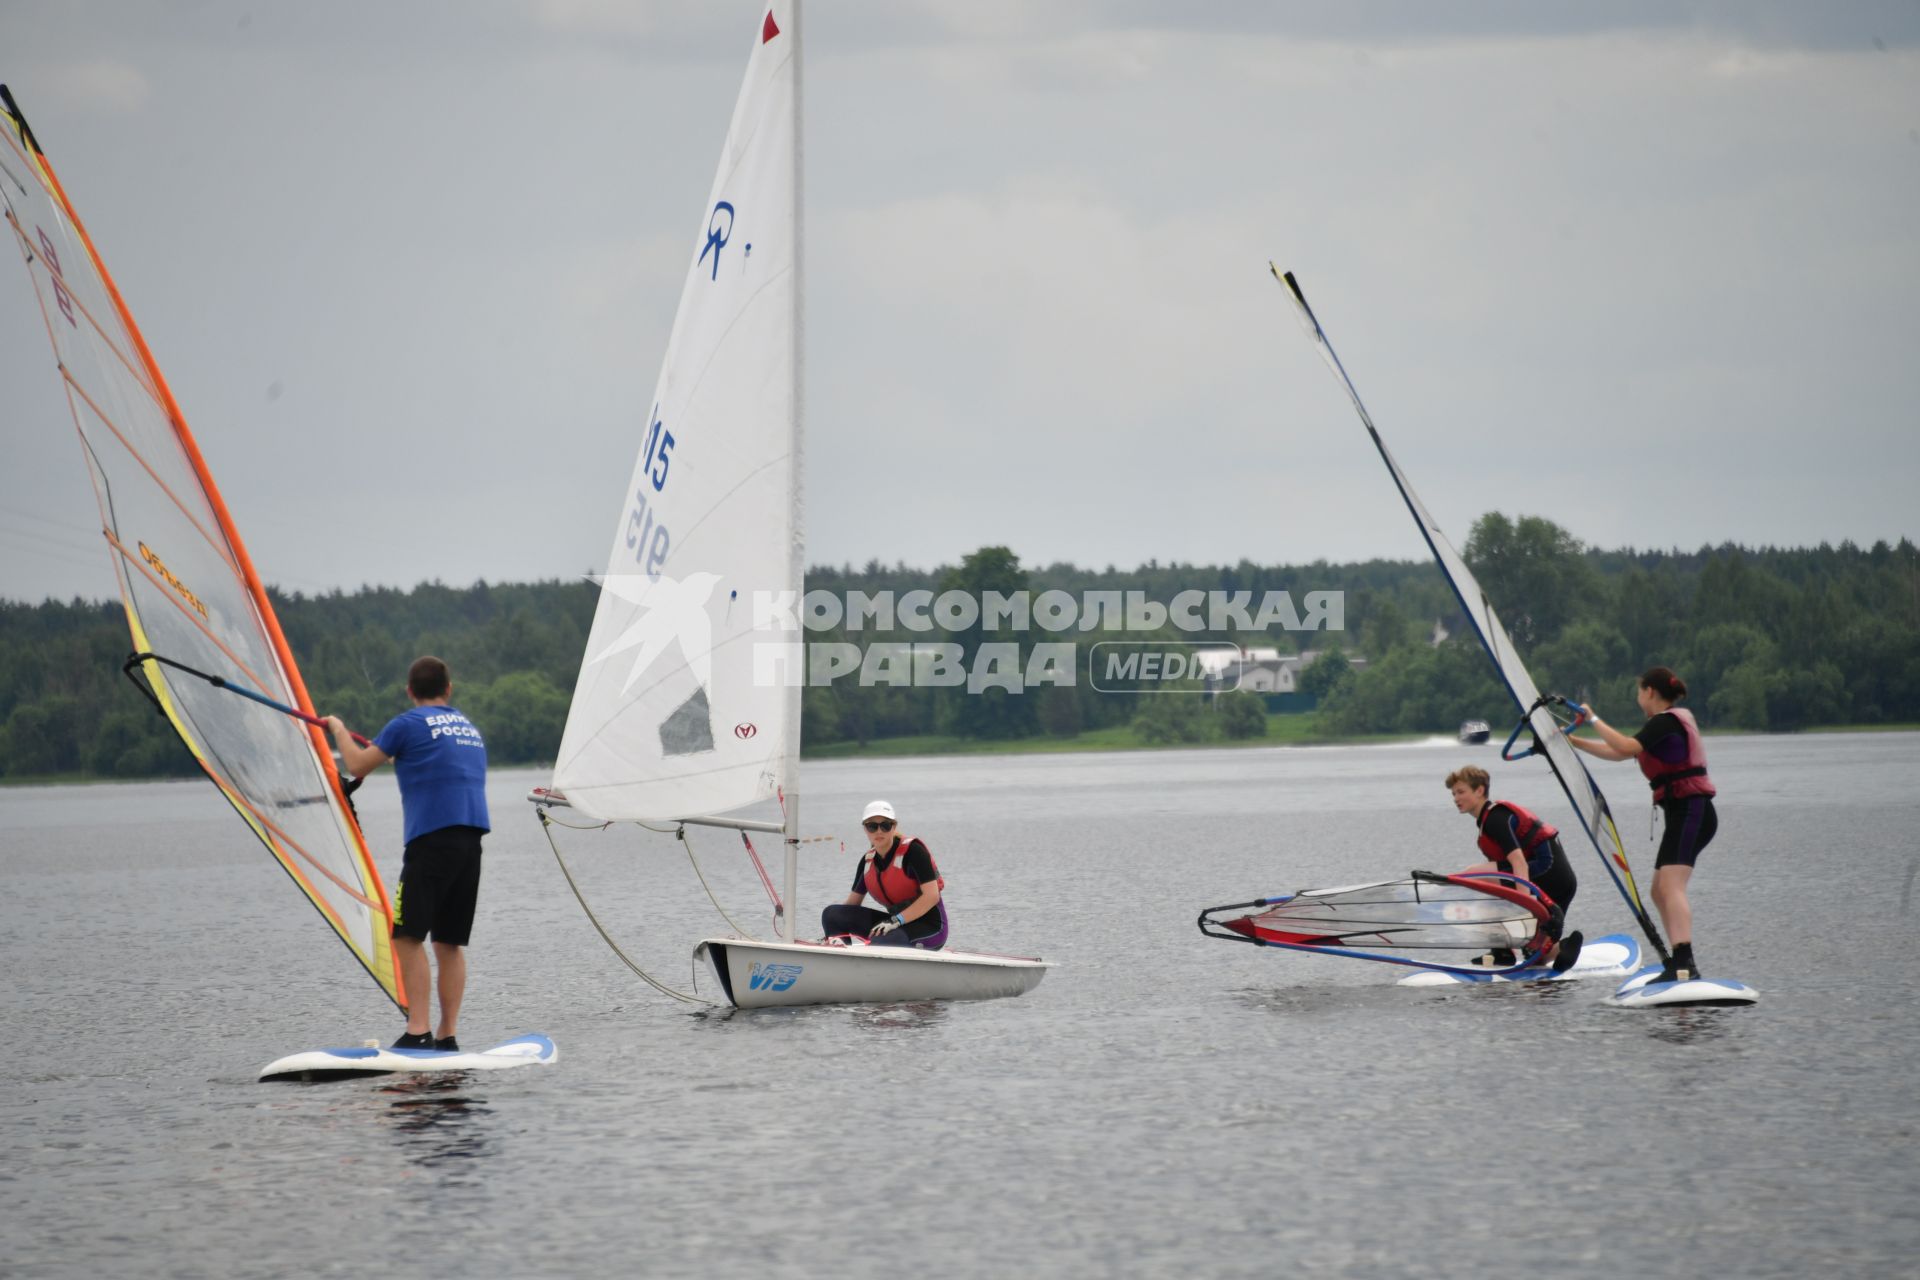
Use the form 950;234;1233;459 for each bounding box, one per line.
1636;708;1719;868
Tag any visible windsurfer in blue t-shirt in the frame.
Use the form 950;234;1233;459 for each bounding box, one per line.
325;656;490;1051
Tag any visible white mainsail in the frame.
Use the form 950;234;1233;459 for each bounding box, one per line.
553;3;802;827
1275;267;1665;956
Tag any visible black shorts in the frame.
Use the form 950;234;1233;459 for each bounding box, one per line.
1655;796;1718;869
393;825;485;945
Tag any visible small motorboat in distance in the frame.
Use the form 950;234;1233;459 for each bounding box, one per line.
1458;719;1492;745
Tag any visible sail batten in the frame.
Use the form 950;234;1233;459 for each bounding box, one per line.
2;84;402;1007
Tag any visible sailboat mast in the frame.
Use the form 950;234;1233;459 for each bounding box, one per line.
781;0;806;944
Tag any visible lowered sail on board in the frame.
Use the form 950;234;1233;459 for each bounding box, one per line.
0;86;403;1007
1273;267;1666;961
1199;873;1553;975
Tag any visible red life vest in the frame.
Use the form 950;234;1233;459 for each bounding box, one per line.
862;836;943;912
1636;706;1716;802
1475;801;1558;866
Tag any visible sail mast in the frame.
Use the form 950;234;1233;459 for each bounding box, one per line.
1273;266;1666;961
781;0;806;943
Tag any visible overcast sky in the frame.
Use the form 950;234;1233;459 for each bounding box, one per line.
3;1;1916;604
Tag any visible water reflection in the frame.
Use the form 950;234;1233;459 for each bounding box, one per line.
850;1000;946;1033
375;1075;492;1168
1233;984;1414;1016
1639;1008;1739;1047
685;999;951;1036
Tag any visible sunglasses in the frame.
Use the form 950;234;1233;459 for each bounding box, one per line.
863;819;895;833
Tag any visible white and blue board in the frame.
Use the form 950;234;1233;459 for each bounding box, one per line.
1608;967;1759;1009
259;1033;558;1082
1396;932;1641;987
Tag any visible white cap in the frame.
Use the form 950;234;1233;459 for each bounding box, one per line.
861;799;897;822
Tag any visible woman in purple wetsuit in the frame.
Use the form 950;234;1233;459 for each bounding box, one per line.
1565;667;1717;983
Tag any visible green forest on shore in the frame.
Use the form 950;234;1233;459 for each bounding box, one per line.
2;515;1915;782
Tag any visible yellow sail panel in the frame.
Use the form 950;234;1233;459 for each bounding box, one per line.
0;86;401;1008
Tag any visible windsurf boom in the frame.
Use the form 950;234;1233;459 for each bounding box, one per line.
1198;872;1553;976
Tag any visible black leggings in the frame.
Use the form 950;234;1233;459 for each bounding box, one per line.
1527;837;1578;941
1656;796;1719;868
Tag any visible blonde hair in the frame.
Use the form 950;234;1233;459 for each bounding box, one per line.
1445;765;1490;793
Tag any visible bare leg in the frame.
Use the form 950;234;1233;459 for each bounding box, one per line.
1652;865;1694;947
395;936;432;1034
433;941;466;1040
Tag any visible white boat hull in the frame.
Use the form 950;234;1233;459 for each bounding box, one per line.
695;937;1049;1009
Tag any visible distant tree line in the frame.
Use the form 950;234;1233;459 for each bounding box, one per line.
1;520;1914;780
1309;517;1920;738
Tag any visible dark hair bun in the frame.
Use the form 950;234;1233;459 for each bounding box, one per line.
1639;666;1687;702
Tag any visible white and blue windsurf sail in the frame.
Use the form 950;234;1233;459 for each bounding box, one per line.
1273;266;1666;962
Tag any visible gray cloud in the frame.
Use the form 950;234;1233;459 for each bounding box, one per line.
2;1;1914;606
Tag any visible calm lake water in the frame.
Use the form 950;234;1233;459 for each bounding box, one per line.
3;733;1917;1279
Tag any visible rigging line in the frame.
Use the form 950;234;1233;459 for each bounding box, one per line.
537;810;718;1006
740;831;783;912
0;524;100;560
0;506;101;537
680;825;761;940
61;365;243;576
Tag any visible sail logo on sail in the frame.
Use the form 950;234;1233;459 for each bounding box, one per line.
34;227;76;327
698;201;734;280
585;568;722;695
137;541;210;620
734;723;758;739
748;962;802;992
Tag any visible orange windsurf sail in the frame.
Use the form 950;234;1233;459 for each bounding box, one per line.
0;85;402;1008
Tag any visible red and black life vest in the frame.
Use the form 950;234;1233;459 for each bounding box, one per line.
862;836;944;912
1475;801;1558;866
1637;706;1716;802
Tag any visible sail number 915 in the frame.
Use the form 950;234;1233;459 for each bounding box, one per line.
625;405;674;576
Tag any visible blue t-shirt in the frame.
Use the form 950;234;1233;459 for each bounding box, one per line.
373;704;490;845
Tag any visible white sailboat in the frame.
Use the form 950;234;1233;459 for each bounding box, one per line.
533;1;1045;1009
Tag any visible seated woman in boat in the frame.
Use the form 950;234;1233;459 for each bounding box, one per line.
1447;765;1583;972
820;800;949;949
1563;666;1716;984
